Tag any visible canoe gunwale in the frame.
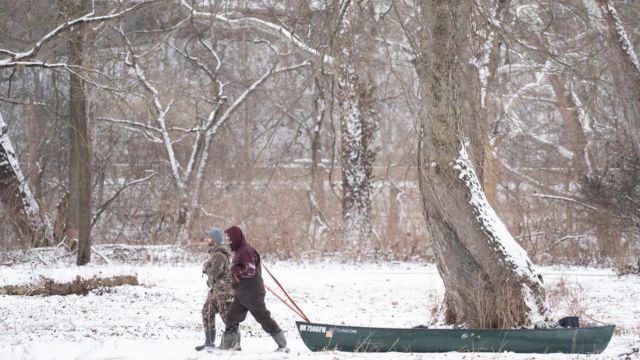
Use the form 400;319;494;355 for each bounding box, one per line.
296;320;615;333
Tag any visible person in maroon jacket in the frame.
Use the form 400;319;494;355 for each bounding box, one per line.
219;225;288;352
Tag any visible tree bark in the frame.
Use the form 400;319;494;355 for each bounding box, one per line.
66;0;92;265
338;62;374;248
334;2;376;250
414;0;546;328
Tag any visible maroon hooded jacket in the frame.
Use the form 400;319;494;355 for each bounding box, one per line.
225;225;265;299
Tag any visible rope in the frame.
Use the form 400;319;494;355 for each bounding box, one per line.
263;264;311;323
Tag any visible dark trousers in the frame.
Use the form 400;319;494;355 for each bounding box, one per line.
225;293;281;335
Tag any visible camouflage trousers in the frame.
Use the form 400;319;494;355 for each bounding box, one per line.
202;285;234;332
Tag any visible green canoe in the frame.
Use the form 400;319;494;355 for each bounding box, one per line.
296;321;615;354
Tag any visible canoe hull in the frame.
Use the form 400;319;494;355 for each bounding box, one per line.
296;321;615;354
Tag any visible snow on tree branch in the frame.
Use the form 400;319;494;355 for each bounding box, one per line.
96;117;162;143
0;97;46;106
117;28;184;189
206;61;311;139
0;1;161;68
116;21;310;190
179;0;333;65
532;193;600;212
603;0;640;76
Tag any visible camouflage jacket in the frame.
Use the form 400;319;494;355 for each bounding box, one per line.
202;244;231;289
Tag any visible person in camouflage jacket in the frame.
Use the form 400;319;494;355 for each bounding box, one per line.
195;227;234;351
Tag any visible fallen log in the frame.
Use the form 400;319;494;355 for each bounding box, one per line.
0;275;139;296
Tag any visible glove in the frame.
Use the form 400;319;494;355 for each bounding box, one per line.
202;260;210;273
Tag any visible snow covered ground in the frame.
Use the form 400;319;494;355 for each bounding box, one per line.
1;248;639;359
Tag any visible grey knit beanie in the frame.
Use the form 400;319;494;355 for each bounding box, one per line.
206;227;224;245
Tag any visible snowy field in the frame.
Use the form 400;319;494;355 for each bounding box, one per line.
1;247;639;360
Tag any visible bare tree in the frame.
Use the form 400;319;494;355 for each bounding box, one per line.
180;0;378;249
1;0;162;260
61;0;93;265
408;0;547;328
2;0;637;264
103;11;310;244
504;0;640;261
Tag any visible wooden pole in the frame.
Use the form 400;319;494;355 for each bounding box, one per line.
263;264;311;323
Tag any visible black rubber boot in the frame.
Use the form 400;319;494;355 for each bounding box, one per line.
220;330;241;350
195;329;214;351
272;331;289;353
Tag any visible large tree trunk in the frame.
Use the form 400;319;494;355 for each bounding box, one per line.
0;113;47;246
66;0;92;265
335;2;376;250
414;0;546;328
337;62;374;248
